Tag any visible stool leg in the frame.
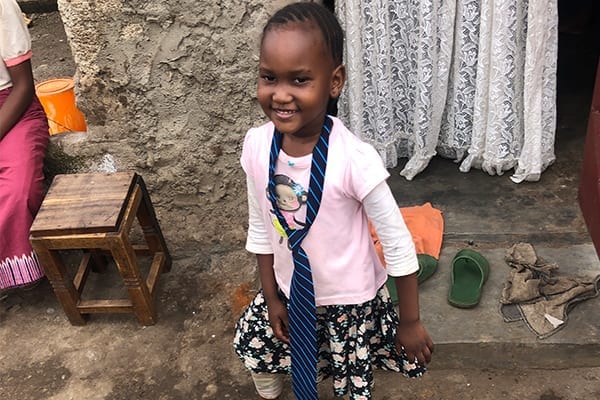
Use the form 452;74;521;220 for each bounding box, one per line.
110;236;156;326
136;178;172;271
30;244;86;325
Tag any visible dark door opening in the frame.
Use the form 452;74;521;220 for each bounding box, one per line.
561;1;600;255
556;0;599;145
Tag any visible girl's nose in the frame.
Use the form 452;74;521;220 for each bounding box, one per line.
272;86;292;103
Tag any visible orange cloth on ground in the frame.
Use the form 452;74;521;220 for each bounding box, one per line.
370;202;444;267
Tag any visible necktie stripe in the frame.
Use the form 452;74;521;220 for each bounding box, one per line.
306;194;321;209
314;138;328;159
293;270;312;284
311;163;326;182
290;290;316;313
290;278;315;302
291;366;315;394
295;278;312;291
288;230;306;242
294;261;310;272
289;316;316;345
290;330;315;351
309;174;324;195
292;257;311;272
289;319;315;343
267;116;332;399
292;267;310;277
290;352;315;376
305;210;316;225
291;269;312;287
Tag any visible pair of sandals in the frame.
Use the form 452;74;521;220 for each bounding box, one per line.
386;249;490;308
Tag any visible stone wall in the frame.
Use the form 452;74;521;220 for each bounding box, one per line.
54;0;299;269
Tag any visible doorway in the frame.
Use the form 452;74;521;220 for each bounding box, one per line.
556;0;599;148
561;1;600;255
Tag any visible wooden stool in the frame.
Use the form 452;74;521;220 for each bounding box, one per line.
30;171;171;325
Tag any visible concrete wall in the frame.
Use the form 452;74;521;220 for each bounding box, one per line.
54;0;299;269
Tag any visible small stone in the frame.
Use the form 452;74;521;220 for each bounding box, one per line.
203;384;218;397
86;350;100;361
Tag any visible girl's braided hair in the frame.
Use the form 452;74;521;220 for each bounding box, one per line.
262;2;344;67
261;2;344;115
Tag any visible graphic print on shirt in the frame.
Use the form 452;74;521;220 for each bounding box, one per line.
268;174;308;243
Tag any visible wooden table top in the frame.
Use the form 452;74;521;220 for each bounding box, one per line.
30;171;137;236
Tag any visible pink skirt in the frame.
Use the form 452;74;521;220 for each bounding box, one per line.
0;87;49;289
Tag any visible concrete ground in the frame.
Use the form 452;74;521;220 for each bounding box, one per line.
2;6;600;400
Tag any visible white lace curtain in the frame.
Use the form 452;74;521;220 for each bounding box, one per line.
335;0;558;182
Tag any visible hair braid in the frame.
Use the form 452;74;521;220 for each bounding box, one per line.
262;2;344;66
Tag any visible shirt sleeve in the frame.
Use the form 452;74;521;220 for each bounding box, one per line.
363;181;419;277
0;0;32;66
240;128;254;177
245;175;273;255
345;141;390;201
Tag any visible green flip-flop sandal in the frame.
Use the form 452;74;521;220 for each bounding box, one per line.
386;254;439;304
416;254;438;284
448;249;490;308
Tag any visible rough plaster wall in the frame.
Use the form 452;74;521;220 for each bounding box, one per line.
54;0;298;271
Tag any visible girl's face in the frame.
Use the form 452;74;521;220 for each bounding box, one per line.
258;22;345;141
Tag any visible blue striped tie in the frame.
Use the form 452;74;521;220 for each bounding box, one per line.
268;116;332;400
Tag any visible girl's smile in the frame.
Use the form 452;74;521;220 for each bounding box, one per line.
273;108;297;120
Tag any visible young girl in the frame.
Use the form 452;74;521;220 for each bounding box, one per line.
234;3;433;399
0;0;49;292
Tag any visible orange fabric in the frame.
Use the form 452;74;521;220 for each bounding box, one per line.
370;202;444;267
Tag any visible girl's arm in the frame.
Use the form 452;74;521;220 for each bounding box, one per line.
394;274;433;365
257;253;289;343
363;182;434;364
245;176;289;343
0;60;35;139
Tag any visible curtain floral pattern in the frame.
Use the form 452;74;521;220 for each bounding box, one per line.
336;0;558;182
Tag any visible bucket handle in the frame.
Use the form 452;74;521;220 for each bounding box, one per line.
47;117;81;133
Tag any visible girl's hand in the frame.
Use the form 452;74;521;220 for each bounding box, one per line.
266;298;290;344
396;319;434;365
256;254;290;343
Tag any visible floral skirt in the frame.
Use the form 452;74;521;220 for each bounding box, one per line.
233;286;426;399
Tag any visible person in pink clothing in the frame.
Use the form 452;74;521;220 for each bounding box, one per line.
0;0;49;292
233;3;433;399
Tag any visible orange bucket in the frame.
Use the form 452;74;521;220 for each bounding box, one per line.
35;78;87;135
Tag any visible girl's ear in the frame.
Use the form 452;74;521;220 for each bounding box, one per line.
329;64;346;99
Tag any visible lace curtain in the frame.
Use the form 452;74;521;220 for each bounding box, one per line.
335;0;558;182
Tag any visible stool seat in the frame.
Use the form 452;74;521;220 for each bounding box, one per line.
30;171;171;325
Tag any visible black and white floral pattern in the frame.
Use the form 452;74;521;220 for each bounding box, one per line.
234;288;425;399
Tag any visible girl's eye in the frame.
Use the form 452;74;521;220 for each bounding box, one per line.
294;77;309;84
261;75;275;82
